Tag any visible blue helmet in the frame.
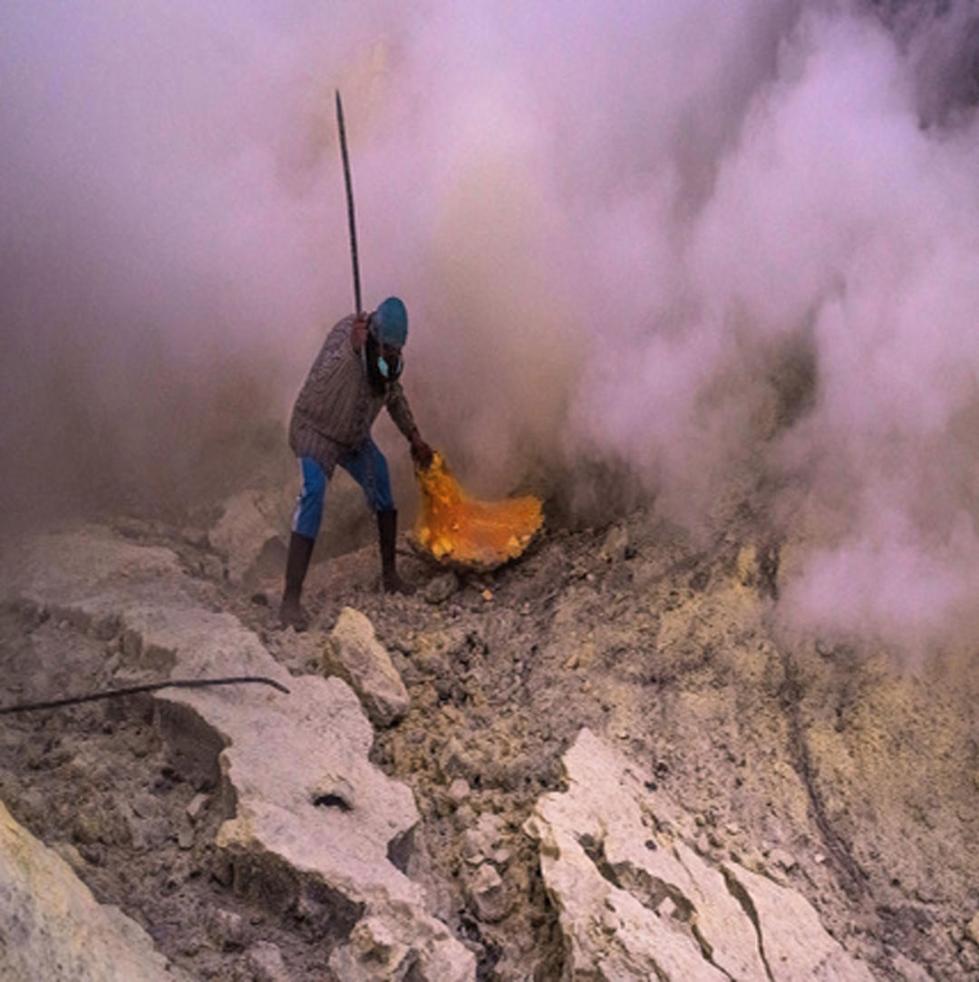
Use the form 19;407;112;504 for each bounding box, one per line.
371;297;408;348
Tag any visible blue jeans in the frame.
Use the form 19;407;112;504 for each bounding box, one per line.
291;439;395;540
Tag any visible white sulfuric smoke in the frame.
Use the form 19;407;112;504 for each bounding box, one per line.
2;1;979;646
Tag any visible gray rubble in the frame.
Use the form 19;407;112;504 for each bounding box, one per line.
0;799;188;981
2;505;977;980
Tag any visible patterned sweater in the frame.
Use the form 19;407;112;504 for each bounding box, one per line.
288;315;418;472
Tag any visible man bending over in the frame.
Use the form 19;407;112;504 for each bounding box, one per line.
281;297;433;629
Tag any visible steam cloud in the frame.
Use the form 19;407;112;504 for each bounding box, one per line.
3;1;979;647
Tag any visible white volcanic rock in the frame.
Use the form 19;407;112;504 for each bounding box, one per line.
525;729;876;982
7;527;474;982
324;607;410;727
463;862;510;923
0;800;187;981
209;489;289;584
329;907;475;982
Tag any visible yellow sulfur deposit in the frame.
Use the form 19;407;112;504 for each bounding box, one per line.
412;452;543;571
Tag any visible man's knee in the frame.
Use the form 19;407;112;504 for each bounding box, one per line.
342;440;395;513
364;444;395;512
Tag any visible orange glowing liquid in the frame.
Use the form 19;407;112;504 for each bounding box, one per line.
413;453;543;570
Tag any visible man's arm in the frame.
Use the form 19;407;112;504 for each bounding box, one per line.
386;382;433;467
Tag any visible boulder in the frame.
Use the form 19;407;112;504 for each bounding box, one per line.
246;941;291;982
599;524;630;563
424;572;459;605
324;607;410;727
464;863;510;923
329;906;475;982
968;912;979;947
460;813;505;865
209;489;289;584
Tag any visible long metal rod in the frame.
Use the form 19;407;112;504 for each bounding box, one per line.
0;676;290;715
335;90;362;314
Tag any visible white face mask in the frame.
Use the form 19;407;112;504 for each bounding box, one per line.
367;318;403;381
373;342;402;381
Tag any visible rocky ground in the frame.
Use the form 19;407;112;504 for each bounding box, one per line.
1;484;978;980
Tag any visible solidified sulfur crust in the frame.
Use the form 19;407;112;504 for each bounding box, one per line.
413;453;543;571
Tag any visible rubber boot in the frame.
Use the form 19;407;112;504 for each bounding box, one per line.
377;509;414;595
279;532;315;630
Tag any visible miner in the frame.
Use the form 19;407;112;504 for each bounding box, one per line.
280;297;433;629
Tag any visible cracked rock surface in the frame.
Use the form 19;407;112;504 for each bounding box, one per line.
526;729;875;981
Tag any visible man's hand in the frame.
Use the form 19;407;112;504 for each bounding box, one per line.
410;433;434;469
351;313;369;352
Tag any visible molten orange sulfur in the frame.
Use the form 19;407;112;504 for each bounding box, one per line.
413;453;543;570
